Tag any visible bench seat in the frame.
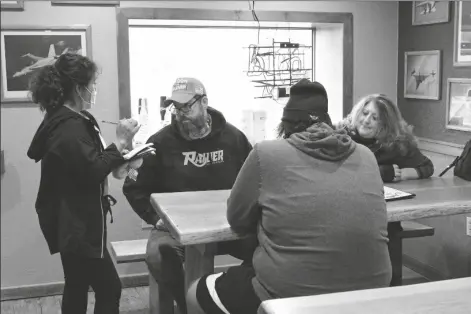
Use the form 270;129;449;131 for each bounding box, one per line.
399;221;435;238
258;277;471;314
110;239;148;264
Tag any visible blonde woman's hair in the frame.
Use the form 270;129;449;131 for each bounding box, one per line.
339;94;417;154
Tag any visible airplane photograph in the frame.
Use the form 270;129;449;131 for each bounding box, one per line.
412;0;450;25
410;69;436;90
12;43;69;78
404;51;440;100
415;1;437;15
1;33;83;93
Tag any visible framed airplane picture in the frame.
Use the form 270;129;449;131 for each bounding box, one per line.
412;1;450;26
446;78;471;132
0;25;92;104
453;1;471;67
404;50;441;100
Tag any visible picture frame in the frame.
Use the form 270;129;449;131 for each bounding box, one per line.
51;1;119;6
0;25;92;104
453;1;471;67
404;50;441;100
445;78;471;132
0;1;24;11
412;1;450;26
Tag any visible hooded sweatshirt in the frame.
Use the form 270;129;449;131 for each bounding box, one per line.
227;123;392;301
123;107;252;225
27;106;124;257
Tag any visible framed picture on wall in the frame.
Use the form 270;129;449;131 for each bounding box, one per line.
0;25;92;104
412;1;450;26
51;1;119;5
453;1;471;67
0;1;24;11
404;50;441;100
446;78;471;132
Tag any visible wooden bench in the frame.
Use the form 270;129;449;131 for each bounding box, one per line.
110;239;240;314
258;277;471;314
399;221;435;239
389;221;434;286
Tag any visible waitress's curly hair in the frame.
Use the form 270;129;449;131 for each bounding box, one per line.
29;53;97;112
338;94;417;155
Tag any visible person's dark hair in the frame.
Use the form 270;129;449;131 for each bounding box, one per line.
29;53;98;112
277;114;333;139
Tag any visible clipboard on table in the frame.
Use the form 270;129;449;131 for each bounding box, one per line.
383;186;416;202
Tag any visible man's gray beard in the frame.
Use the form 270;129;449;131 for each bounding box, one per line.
177;114;211;140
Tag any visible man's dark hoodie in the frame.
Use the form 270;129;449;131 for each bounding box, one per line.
123;107;253;226
28;106;124;258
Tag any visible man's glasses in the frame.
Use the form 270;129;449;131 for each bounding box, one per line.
170;94;205;115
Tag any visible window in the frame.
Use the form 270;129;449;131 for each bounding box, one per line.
129;21;313;142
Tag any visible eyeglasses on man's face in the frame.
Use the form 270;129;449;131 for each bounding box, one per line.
170;94;205;115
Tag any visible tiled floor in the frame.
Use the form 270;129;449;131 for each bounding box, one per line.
0;286;149;314
1;267;429;314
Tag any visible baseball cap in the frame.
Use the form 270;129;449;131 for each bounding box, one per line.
165;77;206;108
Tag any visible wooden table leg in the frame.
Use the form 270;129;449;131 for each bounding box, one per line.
185;244;217;314
388;222;403;287
149;272;175;314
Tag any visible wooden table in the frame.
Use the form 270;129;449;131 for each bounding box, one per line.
150;177;471;314
257;277;471;314
383;177;470;285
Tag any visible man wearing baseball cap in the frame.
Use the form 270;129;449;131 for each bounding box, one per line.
123;77;256;314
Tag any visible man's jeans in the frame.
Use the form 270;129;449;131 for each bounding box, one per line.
145;224;258;314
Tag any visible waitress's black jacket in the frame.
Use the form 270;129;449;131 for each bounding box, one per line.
27;106;125;258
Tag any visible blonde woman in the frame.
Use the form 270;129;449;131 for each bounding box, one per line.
338;94;434;183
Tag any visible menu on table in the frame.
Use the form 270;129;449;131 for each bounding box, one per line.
384;186;416;202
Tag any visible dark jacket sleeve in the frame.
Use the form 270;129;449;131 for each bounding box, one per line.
122;140;161;226
396;145;434;179
54;120;125;185
227;145;261;233
378;144;434;182
379;165;395;183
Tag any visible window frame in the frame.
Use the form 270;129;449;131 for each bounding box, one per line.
116;8;353;120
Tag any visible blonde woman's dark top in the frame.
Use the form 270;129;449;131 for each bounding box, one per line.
348;131;434;182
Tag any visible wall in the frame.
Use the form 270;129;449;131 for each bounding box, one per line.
397;1;470;145
396;1;470;280
0;1;398;289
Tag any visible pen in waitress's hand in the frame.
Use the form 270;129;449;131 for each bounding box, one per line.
102;120;118;125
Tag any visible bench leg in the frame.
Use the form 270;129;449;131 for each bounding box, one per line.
388;222;403;287
149;272;175;314
185;244;216;314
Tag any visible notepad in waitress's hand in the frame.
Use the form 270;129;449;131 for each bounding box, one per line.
123;143;155;161
383;186;416;202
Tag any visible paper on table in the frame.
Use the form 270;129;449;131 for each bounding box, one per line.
384;186;416;202
123;143;154;160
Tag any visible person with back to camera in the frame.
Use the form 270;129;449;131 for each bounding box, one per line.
338;94;434;183
122;77;255;314
27;53;142;314
185;79;392;314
